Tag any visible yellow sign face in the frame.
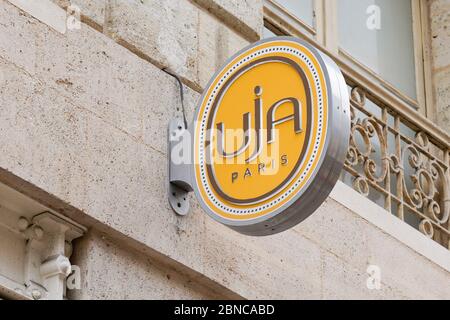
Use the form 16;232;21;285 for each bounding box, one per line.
192;37;349;235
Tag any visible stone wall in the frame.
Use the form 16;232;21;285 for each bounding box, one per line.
429;0;450;131
69;232;233;300
0;0;448;300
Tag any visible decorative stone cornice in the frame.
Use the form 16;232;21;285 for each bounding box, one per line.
17;211;86;300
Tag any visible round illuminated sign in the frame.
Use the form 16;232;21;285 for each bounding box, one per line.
192;37;350;236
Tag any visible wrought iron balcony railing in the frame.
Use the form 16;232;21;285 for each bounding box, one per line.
341;87;449;249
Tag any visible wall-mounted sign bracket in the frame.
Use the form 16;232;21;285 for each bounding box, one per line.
168;118;193;216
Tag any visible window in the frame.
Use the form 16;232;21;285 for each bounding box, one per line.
264;0;428;112
338;0;418;100
265;0;318;39
274;0;315;27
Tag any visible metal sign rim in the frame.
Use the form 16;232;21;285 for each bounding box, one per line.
190;36;350;236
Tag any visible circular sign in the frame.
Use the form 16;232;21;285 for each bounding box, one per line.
192;37;350;236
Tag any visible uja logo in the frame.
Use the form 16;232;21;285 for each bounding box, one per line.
215;85;302;165
191;37;350;236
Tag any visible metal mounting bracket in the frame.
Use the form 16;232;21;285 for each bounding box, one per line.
168;118;193;216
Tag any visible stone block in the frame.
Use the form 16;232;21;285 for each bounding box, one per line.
430;0;450;70
197;8;249;88
105;0;249;91
192;0;263;41
434;68;450;132
69;232;223;299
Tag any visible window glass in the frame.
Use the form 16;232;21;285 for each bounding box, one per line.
275;0;315;27
338;0;417;100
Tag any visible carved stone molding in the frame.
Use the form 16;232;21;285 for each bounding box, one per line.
12;212;86;300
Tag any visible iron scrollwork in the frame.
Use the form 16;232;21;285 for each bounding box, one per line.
344;87;450;249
